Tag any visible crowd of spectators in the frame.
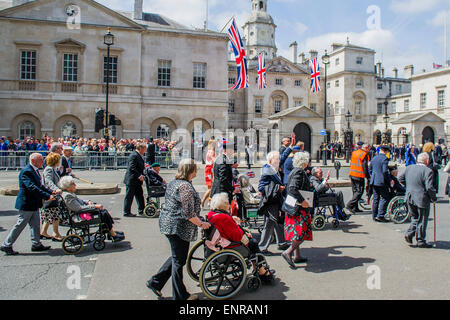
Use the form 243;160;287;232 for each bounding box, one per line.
0;135;178;155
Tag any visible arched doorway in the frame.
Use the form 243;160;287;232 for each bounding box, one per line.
293;122;311;153
374;130;382;145
422;126;435;144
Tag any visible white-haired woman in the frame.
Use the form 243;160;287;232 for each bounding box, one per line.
58;176;124;242
147;158;211;301
282;151;313;269
206;193;274;284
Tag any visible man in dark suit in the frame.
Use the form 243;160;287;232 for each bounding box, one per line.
399;153;437;248
123;143;147;217
146;137;156;165
210;142;234;204
369;145;393;222
61;146;76;178
1;153;56;255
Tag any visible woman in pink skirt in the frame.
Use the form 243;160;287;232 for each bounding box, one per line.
282;151;313;269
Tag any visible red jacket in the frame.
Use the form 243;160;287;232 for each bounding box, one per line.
207;210;243;247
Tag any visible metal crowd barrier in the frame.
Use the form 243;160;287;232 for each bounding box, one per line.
0;150;176;170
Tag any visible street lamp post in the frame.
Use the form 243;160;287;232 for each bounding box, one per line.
322;50;330;165
103;28;114;142
345;110;353;163
383;100;390;144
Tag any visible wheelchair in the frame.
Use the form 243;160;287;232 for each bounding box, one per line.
360;192;409;224
312;193;348;230
58;198;111;255
186;228;274;300
234;193;264;233
143;178;166;218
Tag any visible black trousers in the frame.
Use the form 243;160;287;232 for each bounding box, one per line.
149;234;190;300
346;178;365;210
123;183;145;215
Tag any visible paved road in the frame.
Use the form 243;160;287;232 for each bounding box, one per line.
0;166;449;300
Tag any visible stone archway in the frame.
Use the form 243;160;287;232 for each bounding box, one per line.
54;115;83;138
374;130;382;145
11;113;42;139
422;126;435;144
293;122;312;153
150;117;177;140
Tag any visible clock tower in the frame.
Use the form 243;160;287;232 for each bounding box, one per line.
242;0;277;63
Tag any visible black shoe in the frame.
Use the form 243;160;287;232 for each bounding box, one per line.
345;206;355;214
260;250;274;256
375;217;389;223
146;281;163;298
31;244;51;252
277;243;290;250
1;246;19;256
51;237;63;242
417;242;433;248
354;207;363;213
40;234;52;240
123;213;136;217
111;234;125;242
293;257;308;263
404;235;413;244
281;251;296;269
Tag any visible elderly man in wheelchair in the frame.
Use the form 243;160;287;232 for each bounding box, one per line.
310;167;351;229
59;176;124;244
143;163;166;218
186;193;275;300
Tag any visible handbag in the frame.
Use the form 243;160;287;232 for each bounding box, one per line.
281;194;301;217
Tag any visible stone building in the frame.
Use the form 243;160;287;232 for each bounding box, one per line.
0;0;229;140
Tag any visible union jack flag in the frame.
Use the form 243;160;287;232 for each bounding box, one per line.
257;52;267;89
228;18;249;90
310;58;321;93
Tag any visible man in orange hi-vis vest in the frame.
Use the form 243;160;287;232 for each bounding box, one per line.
346;143;370;213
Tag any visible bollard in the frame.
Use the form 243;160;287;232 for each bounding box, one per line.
317;150;320;162
334;160;341;180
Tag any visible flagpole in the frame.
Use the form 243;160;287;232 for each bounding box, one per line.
220;15;235;33
445;11;448;66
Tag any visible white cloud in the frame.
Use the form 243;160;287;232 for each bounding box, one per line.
427;10;450;26
390;0;444;14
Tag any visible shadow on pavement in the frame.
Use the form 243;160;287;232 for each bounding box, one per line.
0;226;6;232
340;222;368;235
434;241;450;250
0;210;19;217
301;245;375;273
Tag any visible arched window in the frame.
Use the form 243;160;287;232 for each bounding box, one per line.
61;121;77;138
18;121;35;139
157;124;171;139
259;1;264;9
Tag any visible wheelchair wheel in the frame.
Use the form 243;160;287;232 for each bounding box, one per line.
143;202;159;218
389;196;409;224
186;240;205;282
62;234;83;255
93;233;106;251
246;275;261;292
312;214;326;230
199;249;247;300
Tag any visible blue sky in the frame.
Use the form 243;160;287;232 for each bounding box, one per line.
97;0;450;77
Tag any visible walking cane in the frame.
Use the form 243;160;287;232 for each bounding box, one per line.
433;201;437;248
75;177;94;185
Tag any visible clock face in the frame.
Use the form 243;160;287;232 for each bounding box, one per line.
65;4;79;17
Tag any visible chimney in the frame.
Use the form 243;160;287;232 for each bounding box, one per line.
404;65;414;78
393;67;398;78
290;42;298;64
309;50;318;61
376;62;382;77
298;52;305;64
381;68;385;78
134;0;143;20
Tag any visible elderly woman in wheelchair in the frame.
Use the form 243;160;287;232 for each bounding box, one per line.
186;193;275;300
58;176;124;243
